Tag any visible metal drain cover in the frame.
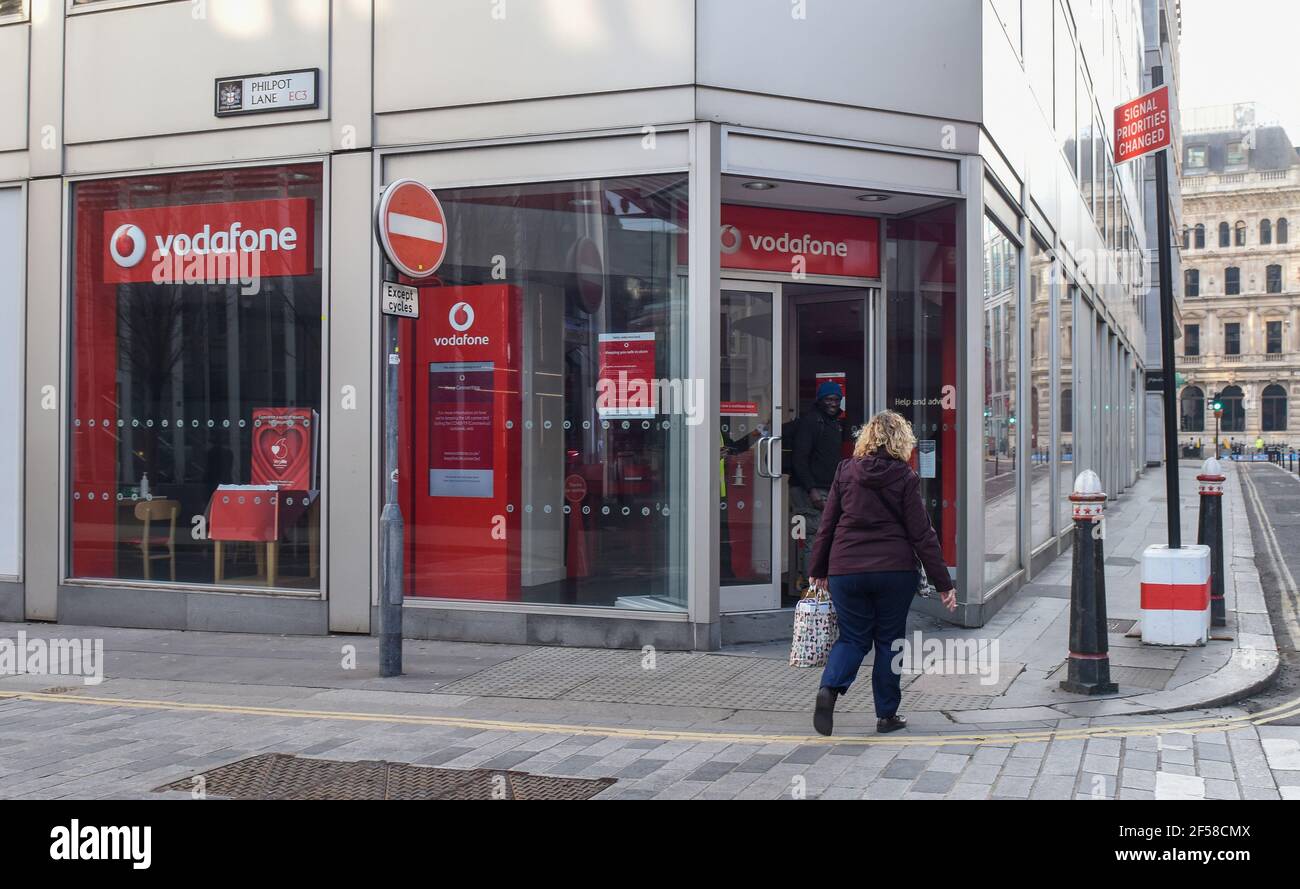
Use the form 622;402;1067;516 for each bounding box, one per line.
154;753;615;800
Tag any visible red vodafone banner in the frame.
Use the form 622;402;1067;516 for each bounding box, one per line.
377;179;448;278
718;204;880;278
1114;84;1172;164
102;198;314;283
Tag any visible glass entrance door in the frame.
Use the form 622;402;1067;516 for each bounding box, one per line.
718;281;875;612
784;289;872;602
719;283;783;612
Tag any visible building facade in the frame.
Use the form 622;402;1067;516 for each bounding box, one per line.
1177;109;1300;453
0;0;1153;650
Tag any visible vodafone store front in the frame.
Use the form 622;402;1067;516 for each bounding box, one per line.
49;136;1018;651
381;134;977;650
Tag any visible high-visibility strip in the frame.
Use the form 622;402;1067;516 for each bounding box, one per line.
387;212;444;243
1140;579;1211;610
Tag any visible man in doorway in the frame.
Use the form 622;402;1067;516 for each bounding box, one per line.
790;381;850;594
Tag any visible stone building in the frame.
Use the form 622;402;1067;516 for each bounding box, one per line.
1177;107;1300;453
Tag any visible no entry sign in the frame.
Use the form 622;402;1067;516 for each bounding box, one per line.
1114;85;1171;164
376;179;448;278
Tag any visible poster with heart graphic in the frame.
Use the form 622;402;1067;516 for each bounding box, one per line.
251;407;318;490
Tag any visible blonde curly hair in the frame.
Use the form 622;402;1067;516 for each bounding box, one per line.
853;410;917;461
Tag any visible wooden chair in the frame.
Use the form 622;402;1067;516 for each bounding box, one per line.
128;499;180;581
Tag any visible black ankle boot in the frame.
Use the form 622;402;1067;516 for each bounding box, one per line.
877;714;907;734
813;686;839;736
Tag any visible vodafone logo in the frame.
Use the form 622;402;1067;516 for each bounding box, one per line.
109;224;147;269
719;224;742;255
433;300;489;347
448;301;475;332
102;198;314;284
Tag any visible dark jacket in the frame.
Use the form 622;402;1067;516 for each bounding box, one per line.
791;406;846;492
807;451;955;592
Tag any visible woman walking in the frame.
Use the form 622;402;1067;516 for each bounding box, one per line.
807;410;956;736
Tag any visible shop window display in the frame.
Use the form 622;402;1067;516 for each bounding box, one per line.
394;174;688;610
69;164;324;589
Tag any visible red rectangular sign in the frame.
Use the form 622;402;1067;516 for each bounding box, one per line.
719;204;880;278
102;197;314;283
1114;85;1171;164
250;407;318;490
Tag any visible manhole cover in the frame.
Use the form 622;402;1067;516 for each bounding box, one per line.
154;753;615;800
1107;618;1137;634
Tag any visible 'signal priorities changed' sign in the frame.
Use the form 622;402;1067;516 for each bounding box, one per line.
1114;84;1171;164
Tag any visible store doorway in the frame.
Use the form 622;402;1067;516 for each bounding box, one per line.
719;279;876;612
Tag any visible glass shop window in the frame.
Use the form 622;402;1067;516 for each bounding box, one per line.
69;164;324;589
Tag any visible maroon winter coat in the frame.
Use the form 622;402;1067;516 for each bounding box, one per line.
807;451;954;592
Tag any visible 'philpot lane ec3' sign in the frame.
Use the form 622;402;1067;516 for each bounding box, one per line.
215;69;319;117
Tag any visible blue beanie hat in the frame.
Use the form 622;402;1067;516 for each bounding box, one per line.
816;381;841;400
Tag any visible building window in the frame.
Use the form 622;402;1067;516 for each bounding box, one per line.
69;164;325;589
1219;222;1230;248
1267;264;1282;294
1226;141;1248;167
396;173;689;610
0;0;25;19
1279;218;1289;244
1262;384;1288;432
1185;323;1200;356
1234;221;1247;247
1220;385;1246;432
1194;223;1205;248
1184;268;1200;297
1180;386;1204;432
1267;320;1283;354
982;215;1020;586
1186;145;1208;168
1261;218;1272;245
1224;322;1241;355
1225;266;1240;295
1182;225;1190;249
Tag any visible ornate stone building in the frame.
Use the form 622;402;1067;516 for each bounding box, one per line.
1177;108;1299;452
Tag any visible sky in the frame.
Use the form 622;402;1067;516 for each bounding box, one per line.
1178;0;1300;140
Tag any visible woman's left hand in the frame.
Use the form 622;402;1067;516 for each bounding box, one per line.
939;590;957;613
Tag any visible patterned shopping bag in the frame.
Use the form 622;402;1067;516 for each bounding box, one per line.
788;589;838;668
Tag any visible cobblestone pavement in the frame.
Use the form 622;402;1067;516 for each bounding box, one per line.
1;684;1298;800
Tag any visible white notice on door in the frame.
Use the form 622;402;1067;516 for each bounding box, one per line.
918;440;937;479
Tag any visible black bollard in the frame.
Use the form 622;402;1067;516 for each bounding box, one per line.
1061;470;1119;695
1196;458;1227;628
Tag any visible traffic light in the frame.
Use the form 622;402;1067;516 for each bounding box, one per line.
1209;391;1223;414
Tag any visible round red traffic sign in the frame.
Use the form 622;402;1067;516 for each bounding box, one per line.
376;179;448;279
564;474;588;503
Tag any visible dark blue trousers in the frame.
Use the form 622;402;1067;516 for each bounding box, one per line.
819;570;917;718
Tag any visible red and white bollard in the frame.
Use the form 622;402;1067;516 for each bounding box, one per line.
1140;536;1212;647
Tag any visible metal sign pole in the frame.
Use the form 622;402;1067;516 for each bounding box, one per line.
1151;66;1180;549
379;258;404;677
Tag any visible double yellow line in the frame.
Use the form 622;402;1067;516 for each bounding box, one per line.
3;687;1298;747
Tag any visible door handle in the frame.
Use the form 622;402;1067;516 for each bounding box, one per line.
754;436;771;479
766;435;782;479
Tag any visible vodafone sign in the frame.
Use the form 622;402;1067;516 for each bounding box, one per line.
376;179;448;279
717;205;880;278
102;198;314;283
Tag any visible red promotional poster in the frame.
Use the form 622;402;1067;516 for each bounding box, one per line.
102;198;315;283
429;362;496;498
712;205;881;278
250;407;318;490
597;332;656;418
